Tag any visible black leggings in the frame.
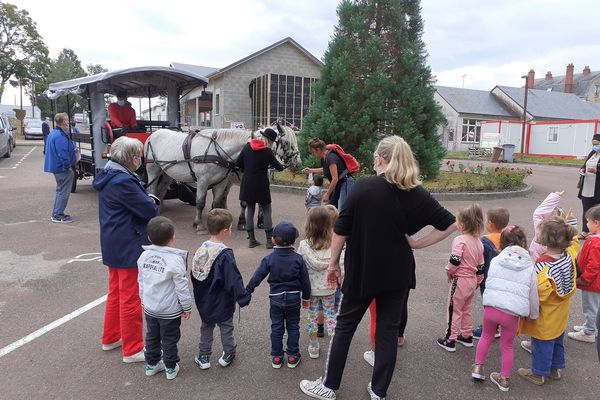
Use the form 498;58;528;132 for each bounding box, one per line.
246;202;272;231
581;196;598;233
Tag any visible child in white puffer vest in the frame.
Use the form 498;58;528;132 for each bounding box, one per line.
471;225;539;392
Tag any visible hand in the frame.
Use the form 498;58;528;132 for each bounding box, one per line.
302;168;311;175
587;167;597;174
565;208;575;220
302;300;310;309
405;234;419;249
446;270;454;283
323;192;330;203
580;169;586;176
183;311;191;320
555;190;565;196
327;268;341;289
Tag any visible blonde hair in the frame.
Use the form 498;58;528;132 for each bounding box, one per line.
305;206;333;250
324;204;339;225
457;203;484;237
375;136;421;190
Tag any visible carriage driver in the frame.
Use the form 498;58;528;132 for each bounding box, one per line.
108;90;138;130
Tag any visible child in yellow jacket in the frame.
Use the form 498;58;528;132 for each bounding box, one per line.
517;217;579;385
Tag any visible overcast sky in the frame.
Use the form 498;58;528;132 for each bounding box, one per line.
4;0;599;106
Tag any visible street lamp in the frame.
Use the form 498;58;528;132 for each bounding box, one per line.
520;75;529;159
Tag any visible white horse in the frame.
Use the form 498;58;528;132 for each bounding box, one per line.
144;124;302;234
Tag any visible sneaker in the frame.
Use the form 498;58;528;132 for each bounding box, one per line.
367;382;386;400
520;340;532;354
145;360;166;376
567;330;596;343
517;368;545;386
51;215;73;223
436;338;456;352
456;335;474;347
102;339;122;351
194;354;210;370
299;377;336;399
287;354;301;368
573;325;585;332
308;344;320;359
123;349;145;363
473;325;483;339
490;372;509;392
218;352;235;367
272;356;284;369
494;328;501;339
165;363;179;380
317;324;325;338
550;369;562;380
363;350;375;367
471;364;485;381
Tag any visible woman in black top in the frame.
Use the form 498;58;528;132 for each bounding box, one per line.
300;135;456;400
303;139;355;210
236;128;284;248
577;134;600;237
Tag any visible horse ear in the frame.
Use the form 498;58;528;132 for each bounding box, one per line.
275;122;284;135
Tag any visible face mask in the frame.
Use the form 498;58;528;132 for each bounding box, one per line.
593;145;600;152
117;100;125;106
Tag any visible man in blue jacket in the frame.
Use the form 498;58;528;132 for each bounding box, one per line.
44;113;76;223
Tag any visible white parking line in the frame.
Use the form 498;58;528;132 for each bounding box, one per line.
0;295;107;359
0;146;37;169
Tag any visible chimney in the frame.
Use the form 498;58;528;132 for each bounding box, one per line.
545;71;553;80
565;63;574;93
583;65;591;75
527;69;535;89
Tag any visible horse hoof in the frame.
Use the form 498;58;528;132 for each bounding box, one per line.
257;223;265;229
196;229;209;235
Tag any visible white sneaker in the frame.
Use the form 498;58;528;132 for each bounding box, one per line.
567;330;596;343
102;339;122;351
573;325;585;332
308;344;320;359
166;363;180;380
367;382;386;400
299;377;336;399
123;350;146;363
520;340;532;354
363;350;375;367
145;360;165;376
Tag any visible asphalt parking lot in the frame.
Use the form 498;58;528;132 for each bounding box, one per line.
0;144;598;400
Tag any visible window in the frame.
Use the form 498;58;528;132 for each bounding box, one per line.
547;126;559;143
461;119;481;143
448;128;454;142
595;84;600;98
215;94;220;115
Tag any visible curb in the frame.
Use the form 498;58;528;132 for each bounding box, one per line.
271;183;533;201
445;157;582;169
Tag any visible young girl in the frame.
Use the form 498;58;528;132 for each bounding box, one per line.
437;204;485;352
518;217;579;386
471;226;539;392
297;206;341;359
568;205;600;343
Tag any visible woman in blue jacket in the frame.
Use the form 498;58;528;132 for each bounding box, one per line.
93;136;159;363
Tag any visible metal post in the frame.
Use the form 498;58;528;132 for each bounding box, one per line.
148;88;152;133
520;75;529;158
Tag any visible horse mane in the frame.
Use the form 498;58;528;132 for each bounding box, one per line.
279;125;298;148
199;128;251;146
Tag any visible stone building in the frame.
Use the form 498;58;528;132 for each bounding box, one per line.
531;64;600;104
173;37;323;131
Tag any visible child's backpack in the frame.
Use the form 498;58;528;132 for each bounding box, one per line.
326;144;361;175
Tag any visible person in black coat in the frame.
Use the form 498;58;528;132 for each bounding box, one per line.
578;134;600;236
236;128;284;248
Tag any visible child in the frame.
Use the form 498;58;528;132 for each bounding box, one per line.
517;217;579;385
297;206;342;359
471;225;539;392
137;216;192;380
305;174;325;209
437;203;485;352
246;221;311;368
191;208;250;370
567;205;600;343
473;207;510;339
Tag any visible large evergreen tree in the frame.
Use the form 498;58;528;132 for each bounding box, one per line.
301;0;445;178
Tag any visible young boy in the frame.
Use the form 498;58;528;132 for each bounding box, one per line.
473;207;510;339
137;216;192;380
305;173;325;209
246;221;311;369
191;208;250;370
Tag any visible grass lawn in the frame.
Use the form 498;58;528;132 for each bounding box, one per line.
445;151;582;166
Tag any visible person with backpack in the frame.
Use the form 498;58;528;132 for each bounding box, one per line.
303;139;359;211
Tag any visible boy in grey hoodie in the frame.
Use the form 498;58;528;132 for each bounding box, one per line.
137;216;192;380
305;174;325;209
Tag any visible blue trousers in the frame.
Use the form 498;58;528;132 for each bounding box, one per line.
52;169;74;218
531;333;565;376
269;292;301;357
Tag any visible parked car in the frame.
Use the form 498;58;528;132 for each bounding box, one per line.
0;116;13;158
23;118;44;139
0;115;16;149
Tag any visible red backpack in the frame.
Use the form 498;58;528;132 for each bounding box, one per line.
326;144;361;175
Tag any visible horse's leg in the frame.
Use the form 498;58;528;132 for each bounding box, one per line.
257;204;264;229
238;201;247;231
154;174;173;213
193;179;211;235
211;180;232;210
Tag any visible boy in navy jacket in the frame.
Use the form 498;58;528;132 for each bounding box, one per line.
191;209;250;370
246;221;311;369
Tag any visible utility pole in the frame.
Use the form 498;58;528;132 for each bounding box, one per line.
520;75;529;159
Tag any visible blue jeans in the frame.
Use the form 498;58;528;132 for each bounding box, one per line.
531;333;565;376
52;169;74;218
338;176;354;211
269;292;301;357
